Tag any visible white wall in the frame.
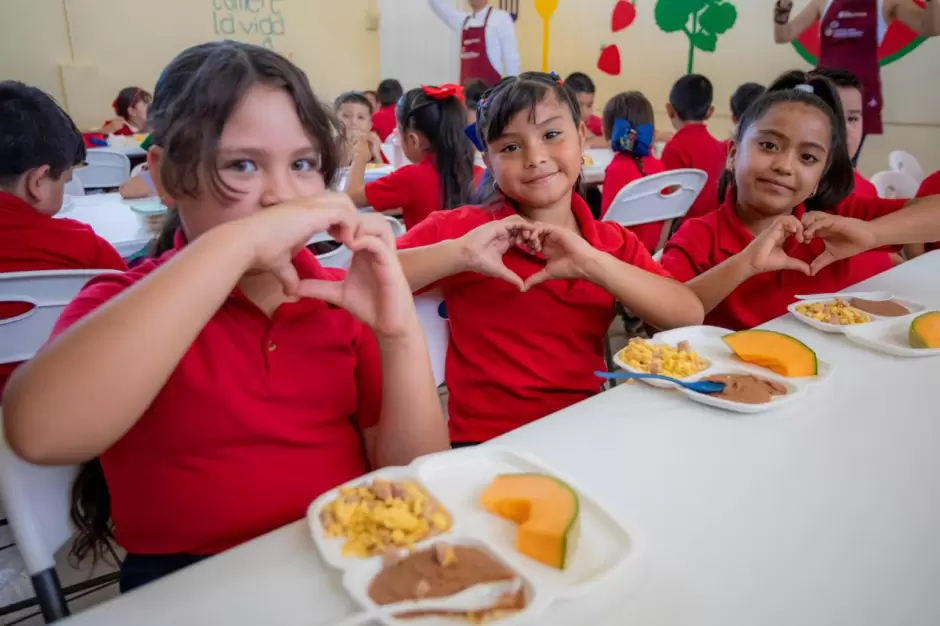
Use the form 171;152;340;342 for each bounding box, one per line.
378;0;460;89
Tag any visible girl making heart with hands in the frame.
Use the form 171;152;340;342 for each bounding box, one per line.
396;72;703;447
2;42;448;593
661;70;940;331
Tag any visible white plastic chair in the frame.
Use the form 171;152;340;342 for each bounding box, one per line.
130;162;148;177
0;269;119;622
311;216;405;269
62;175;85;197
870;170;920;200
79;149;131;189
414;292;448;387
888;150;925;184
602;168;708;253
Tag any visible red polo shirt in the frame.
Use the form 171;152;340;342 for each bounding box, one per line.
661;192;906;330
660;124;725;220
372;105;397;142
397;194;671;443
601;153;669;253
916;170;940;251
586;115;604;138
853;170;878;199
49;240;383;555
0;192;126;394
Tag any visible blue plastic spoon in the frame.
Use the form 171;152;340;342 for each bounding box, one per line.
594;371;726;394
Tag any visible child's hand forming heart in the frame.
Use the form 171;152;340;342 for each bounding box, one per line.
743;215;811;276
458;216;537;290
521;224;601;291
801;212;879;275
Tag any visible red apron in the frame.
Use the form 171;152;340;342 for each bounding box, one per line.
460;7;502;87
818;0;884;135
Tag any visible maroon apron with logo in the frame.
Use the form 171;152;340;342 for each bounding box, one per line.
460;7;502;87
818;0;884;134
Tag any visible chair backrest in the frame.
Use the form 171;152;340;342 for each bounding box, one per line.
888;150;925;184
80;149;131;189
414;292;448;387
603;168;708;251
870;170;920;200
0;410;78;575
311;216;405;269
130;162;148;177
63;175;85;197
0;270;117;365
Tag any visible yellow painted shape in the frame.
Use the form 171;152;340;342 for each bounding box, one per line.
534;0;559;72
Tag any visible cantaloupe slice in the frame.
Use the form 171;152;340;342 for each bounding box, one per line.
480;473;580;570
722;329;818;377
909;311;940;349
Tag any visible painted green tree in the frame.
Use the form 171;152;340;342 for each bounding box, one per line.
654;0;738;74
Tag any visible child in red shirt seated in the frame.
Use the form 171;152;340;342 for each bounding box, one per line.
722;82;766;156
96;87;152;136
564;72;607;149
661;70;940;331
0;81;127;394
808;68;877;198
334;91;383;165
395;72;704;446
346;85;478;230
2;42;448;592
372;79;403;142
465;79;488;126
661;74;726;220
600;91;668;252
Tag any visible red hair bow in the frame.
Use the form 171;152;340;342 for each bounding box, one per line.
421;84;465;103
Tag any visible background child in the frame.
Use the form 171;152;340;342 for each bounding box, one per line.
661;70;937;331
334;91;383;165
903;169;940;258
725;82;766;154
0;80;127;393
373;78;404;142
363;89;380;112
564;72;607;148
96;86;152;135
600;91;668;253
346;85;477;230
661;74;726;220
464;79;488;126
395;72;703;446
2;41;448;591
808;67;877;197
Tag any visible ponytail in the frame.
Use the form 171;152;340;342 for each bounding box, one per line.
69;460;116;567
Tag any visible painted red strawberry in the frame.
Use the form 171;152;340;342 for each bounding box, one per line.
794;0;927;67
611;0;637;32
597;44;622;75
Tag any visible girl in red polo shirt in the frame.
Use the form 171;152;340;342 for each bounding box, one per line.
96;87;152;136
346;85;478;231
2;41;448;592
661;70;940;331
395;72;705;446
600;91;669;252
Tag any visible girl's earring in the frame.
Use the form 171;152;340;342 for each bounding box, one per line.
493;180;501;193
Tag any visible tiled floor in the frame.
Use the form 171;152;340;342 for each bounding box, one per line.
0;321;638;624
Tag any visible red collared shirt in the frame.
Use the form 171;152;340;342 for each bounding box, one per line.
853;170;878;199
916;170;940;251
601;153;668;252
0;192;126;394
660;124;726;220
372;105;397;142
586;115;604;138
397;194;671;443
661;193;906;330
49;240;383;555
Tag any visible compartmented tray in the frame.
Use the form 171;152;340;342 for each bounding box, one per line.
842;313;940;358
787;296;927;334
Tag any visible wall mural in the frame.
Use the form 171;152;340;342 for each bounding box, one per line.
654;0;738;74
597;0;637;76
793;0;928;66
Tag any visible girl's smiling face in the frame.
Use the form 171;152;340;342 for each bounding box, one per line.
730;101;831;217
484;93;585;210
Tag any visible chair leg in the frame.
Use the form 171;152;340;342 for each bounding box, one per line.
31;568;70;623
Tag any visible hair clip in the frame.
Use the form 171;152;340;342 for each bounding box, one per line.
548;71;564;85
464;123;484;151
421;84;466;103
610;119;654;157
795;84;815;94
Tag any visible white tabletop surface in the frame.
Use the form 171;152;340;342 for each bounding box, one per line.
58;193;152;258
60;252;940;626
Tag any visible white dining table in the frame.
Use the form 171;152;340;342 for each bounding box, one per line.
59;252;940;626
58;193;152;258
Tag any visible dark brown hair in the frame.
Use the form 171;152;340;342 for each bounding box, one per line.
602;91;655;175
113;87;152;121
397;87;475;210
718;69;855;211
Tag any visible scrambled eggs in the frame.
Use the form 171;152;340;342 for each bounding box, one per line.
618;338;708;379
796;298;872;325
320;478;451;558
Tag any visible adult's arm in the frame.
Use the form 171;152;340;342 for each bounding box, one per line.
774;0;824;44
428;0;468;31
891;0;940;36
495;10;521;76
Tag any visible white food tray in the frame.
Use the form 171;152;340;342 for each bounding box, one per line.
787;296;927;334
307;447;642;625
613;325;834;414
842;313;940;358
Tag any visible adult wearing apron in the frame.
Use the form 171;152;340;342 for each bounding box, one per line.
774;0;938;154
428;0;521;87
